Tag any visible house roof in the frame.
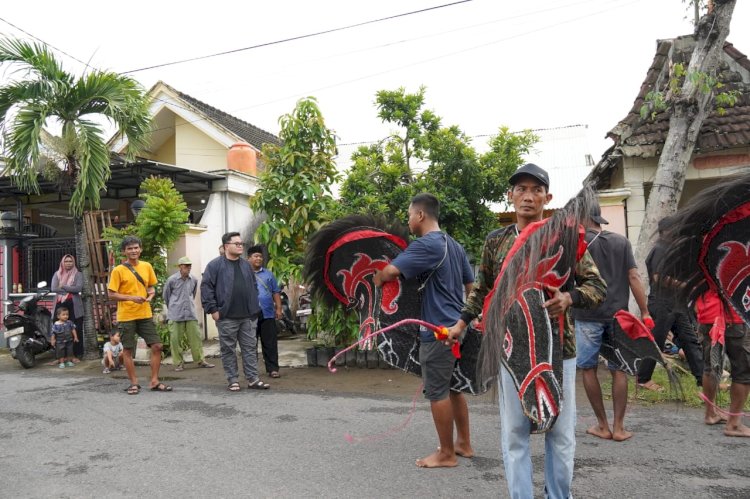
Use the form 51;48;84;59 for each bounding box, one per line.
588;37;750;189
155;81;280;150
0;157;223;205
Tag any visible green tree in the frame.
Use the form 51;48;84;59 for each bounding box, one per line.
339;87;537;259
250;97;339;285
0;38;151;359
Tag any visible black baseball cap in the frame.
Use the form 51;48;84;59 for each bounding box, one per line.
589;202;609;225
509;163;550;188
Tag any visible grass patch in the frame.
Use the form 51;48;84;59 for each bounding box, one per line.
600;363;750;411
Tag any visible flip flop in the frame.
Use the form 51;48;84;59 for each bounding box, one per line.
123;384;141;392
150;383;173;392
228;382;241;392
637;381;664;392
247;380;270;390
126;385;140;395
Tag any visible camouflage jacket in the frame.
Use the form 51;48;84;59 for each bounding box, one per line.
460;224;607;359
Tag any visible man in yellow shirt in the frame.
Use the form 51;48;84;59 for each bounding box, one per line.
108;235;172;394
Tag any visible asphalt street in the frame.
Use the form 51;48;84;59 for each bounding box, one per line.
0;352;748;498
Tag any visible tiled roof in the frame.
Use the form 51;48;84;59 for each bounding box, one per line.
158;82;280;149
589;37;750;188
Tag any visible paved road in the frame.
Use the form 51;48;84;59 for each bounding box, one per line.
0;354;748;498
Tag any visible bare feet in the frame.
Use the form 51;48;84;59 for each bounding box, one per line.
704;414;728;425
724;423;750;438
612;429;633;442
416;450;458;468
586;425;613;440
454;442;474;458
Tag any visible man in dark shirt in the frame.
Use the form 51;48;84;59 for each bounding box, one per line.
637;217;703;390
374;193;475;469
573;203;650;441
201;232;269;392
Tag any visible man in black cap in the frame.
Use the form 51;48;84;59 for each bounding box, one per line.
448;163;606;498
572;201;651;441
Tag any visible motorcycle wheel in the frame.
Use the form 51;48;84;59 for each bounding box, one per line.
16;344;36;369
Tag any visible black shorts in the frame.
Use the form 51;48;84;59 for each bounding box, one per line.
420;340;456;401
698;323;750;384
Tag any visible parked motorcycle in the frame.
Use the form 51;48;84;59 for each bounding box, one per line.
3;281;53;369
296;290;312;334
276;290;298;336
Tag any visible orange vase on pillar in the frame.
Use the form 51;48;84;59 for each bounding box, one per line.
226;142;257;176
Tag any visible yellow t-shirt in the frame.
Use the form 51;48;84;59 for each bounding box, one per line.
108;261;158;322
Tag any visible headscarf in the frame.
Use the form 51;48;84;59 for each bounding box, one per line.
55;254;79;304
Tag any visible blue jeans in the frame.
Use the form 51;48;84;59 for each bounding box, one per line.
216;317;258;384
499;358;576;499
575;320;618;370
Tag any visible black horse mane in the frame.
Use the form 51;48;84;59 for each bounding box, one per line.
303;214;410;308
656;173;750;306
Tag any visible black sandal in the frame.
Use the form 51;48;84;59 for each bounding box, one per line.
247;380;270;390
228;382;241;392
150;383;173;392
126;384;140;395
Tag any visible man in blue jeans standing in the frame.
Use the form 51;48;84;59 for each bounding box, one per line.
573;202;651;442
201;232;270;392
448;164;606;498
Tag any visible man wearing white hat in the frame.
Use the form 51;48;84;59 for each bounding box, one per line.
163;256;214;371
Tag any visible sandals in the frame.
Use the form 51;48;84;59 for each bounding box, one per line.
174;363;184;372
126;384;140;395
198;361;215;368
637;380;664;392
269;371;280;378
248;379;270;390
150;383;173;392
228;382;241;392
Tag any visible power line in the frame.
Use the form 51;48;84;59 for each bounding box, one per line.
120;0;474;74
337;124;589;148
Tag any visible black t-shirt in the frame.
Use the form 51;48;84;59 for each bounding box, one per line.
572;229;635;322
226;258;252;319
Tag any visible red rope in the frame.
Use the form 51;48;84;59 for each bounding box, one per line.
328;318;453;444
328;318;456;373
698;392;750;418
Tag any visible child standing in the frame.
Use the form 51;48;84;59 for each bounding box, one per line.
50;307;78;368
102;331;124;374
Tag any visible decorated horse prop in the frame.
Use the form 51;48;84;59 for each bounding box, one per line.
303;215;485;395
480;187;599;433
655;173;750;379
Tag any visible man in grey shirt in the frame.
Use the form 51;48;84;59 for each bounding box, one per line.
573;203;650;442
163;256;214;371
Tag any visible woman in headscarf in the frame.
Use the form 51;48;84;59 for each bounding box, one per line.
51;255;84;361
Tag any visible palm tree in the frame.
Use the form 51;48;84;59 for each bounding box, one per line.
0;38;152;359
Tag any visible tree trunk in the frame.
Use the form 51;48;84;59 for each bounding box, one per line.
74;215;99;360
633;0;736;284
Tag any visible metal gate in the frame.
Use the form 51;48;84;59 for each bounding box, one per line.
26;238;77;288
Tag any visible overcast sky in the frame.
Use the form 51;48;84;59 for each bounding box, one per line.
2;0;749;170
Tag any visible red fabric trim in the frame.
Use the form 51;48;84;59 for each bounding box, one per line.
698;200;750;293
614;310;655;342
323;230;408;305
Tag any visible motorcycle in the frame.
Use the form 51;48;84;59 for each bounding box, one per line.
276;290;299;337
295;290;312;334
3;281;53;369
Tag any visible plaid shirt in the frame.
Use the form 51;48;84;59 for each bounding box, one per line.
461;224;606;359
